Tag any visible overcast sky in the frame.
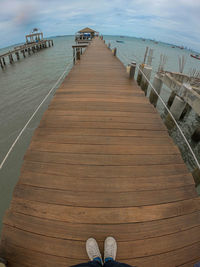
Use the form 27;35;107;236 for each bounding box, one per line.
0;0;200;51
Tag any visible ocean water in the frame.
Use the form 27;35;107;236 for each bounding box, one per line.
0;35;200;233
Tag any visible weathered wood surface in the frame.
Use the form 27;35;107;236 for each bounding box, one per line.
1;38;200;266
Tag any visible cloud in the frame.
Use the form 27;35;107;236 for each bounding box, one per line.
0;0;199;51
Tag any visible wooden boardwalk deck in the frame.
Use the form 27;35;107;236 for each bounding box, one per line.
1;38;200;267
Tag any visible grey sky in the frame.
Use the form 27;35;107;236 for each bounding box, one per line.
0;0;200;51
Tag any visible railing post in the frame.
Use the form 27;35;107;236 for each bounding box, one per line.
129;61;136;79
112;47;117;56
76;48;81;60
137;64;143;85
140;65;152;95
149;74;163;107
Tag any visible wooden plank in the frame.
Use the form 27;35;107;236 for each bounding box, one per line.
39;118;166;131
19;171;195;192
179;258;200;267
21;161;188;178
48;102;156;113
28;142;180;155
125;242;200;266
13;184;197;207
31;134;174;146
24;150;183;166
1;37;200;266
4;210;200;241
2;225;200;260
42;109;162;119
39;113;164;124
35;127;170;138
10;197;200;223
52;96;149;104
0;242;79;267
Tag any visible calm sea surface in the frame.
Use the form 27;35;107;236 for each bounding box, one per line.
0;35;200;233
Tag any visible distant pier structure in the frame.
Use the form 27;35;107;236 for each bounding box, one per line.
0;28;53;69
75;27;99;43
25;28;44;44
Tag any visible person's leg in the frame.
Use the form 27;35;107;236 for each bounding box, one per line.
71;260;102;267
104;260;133;267
70;238;103;267
103;237;134;267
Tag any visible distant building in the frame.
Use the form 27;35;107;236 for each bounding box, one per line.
75;27;99;42
26;28;44;44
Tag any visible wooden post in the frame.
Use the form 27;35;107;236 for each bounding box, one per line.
52;40;54;46
108;43;111;49
73;48;75;64
76;48;81;60
149;74;163;107
137;64;143;85
113;48;117;56
129;61;136;79
28;48;31;55
192;127;200;143
140;65;152;95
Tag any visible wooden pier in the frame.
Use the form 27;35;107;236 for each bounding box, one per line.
1;38;200;266
0;39;53;69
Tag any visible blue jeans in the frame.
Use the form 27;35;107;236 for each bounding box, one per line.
71;260;133;267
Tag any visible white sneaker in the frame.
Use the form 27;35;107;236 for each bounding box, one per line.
86;238;103;265
104;236;117;262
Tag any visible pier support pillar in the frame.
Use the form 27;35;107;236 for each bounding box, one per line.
0;58;4;69
15;52;20;60
167;91;176;108
137;64;143;86
2;57;6;65
180;103;192;120
22;50;26;57
192;168;200;186
149;74;163;107
9;54;14;64
129;61;136;79
192;127;200;143
165;95;186;129
140;65;152;95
